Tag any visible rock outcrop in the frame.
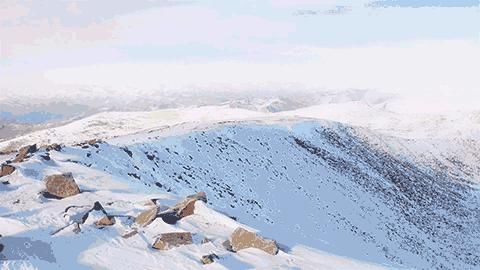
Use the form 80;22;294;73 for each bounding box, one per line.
44;173;81;198
45;143;62;152
0;164;15;178
229;228;279;255
13;144;37;163
152;232;193;250
77;139;103;149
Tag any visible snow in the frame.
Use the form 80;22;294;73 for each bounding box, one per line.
1;143;388;269
3;97;480;153
1;97;480;269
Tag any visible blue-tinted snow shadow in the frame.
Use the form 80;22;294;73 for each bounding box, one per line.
218;254;254;270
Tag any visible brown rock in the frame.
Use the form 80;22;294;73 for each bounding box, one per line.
152;232;193;250
95;216;116;227
44;173;81;198
135;206;158;227
87;139;102;146
45;143;62;152
172;192;207;219
0;164;15;177
230;227;279;255
201;254;219;265
13;144;37;163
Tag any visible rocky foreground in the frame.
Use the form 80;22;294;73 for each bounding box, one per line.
0;140;384;269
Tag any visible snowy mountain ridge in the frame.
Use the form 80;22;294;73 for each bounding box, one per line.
1;104;480;269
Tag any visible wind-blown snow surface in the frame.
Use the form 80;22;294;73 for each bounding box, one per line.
0;142;386;270
1;110;480;269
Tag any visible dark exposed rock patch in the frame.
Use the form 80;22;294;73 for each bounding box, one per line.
44;143;62;152
201;253;219;264
13;144;37;163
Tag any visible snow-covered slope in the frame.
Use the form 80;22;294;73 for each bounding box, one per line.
3;102;480;152
0;135;387;270
1;104;480;269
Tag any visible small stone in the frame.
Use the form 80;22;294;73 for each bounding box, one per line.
122;230;138;239
201;254;219;265
152;232;193;250
95;216;115;227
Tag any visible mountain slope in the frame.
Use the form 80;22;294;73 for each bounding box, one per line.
0;139;385;270
1;110;479;269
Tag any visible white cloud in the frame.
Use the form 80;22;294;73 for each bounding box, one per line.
30;40;477;101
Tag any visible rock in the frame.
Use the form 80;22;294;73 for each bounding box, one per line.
229;228;279;255
13;144;37;163
0;243;3;253
87;139;102;146
44;173;81;198
135;206;158;227
172;192;207;219
95;215;116;227
201;254;219;265
152;232;193;250
45;143;62;152
202;237;211;244
154;192;208;225
122;229;138;239
0;164;15;177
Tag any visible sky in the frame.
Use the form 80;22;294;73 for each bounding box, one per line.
0;0;479;104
